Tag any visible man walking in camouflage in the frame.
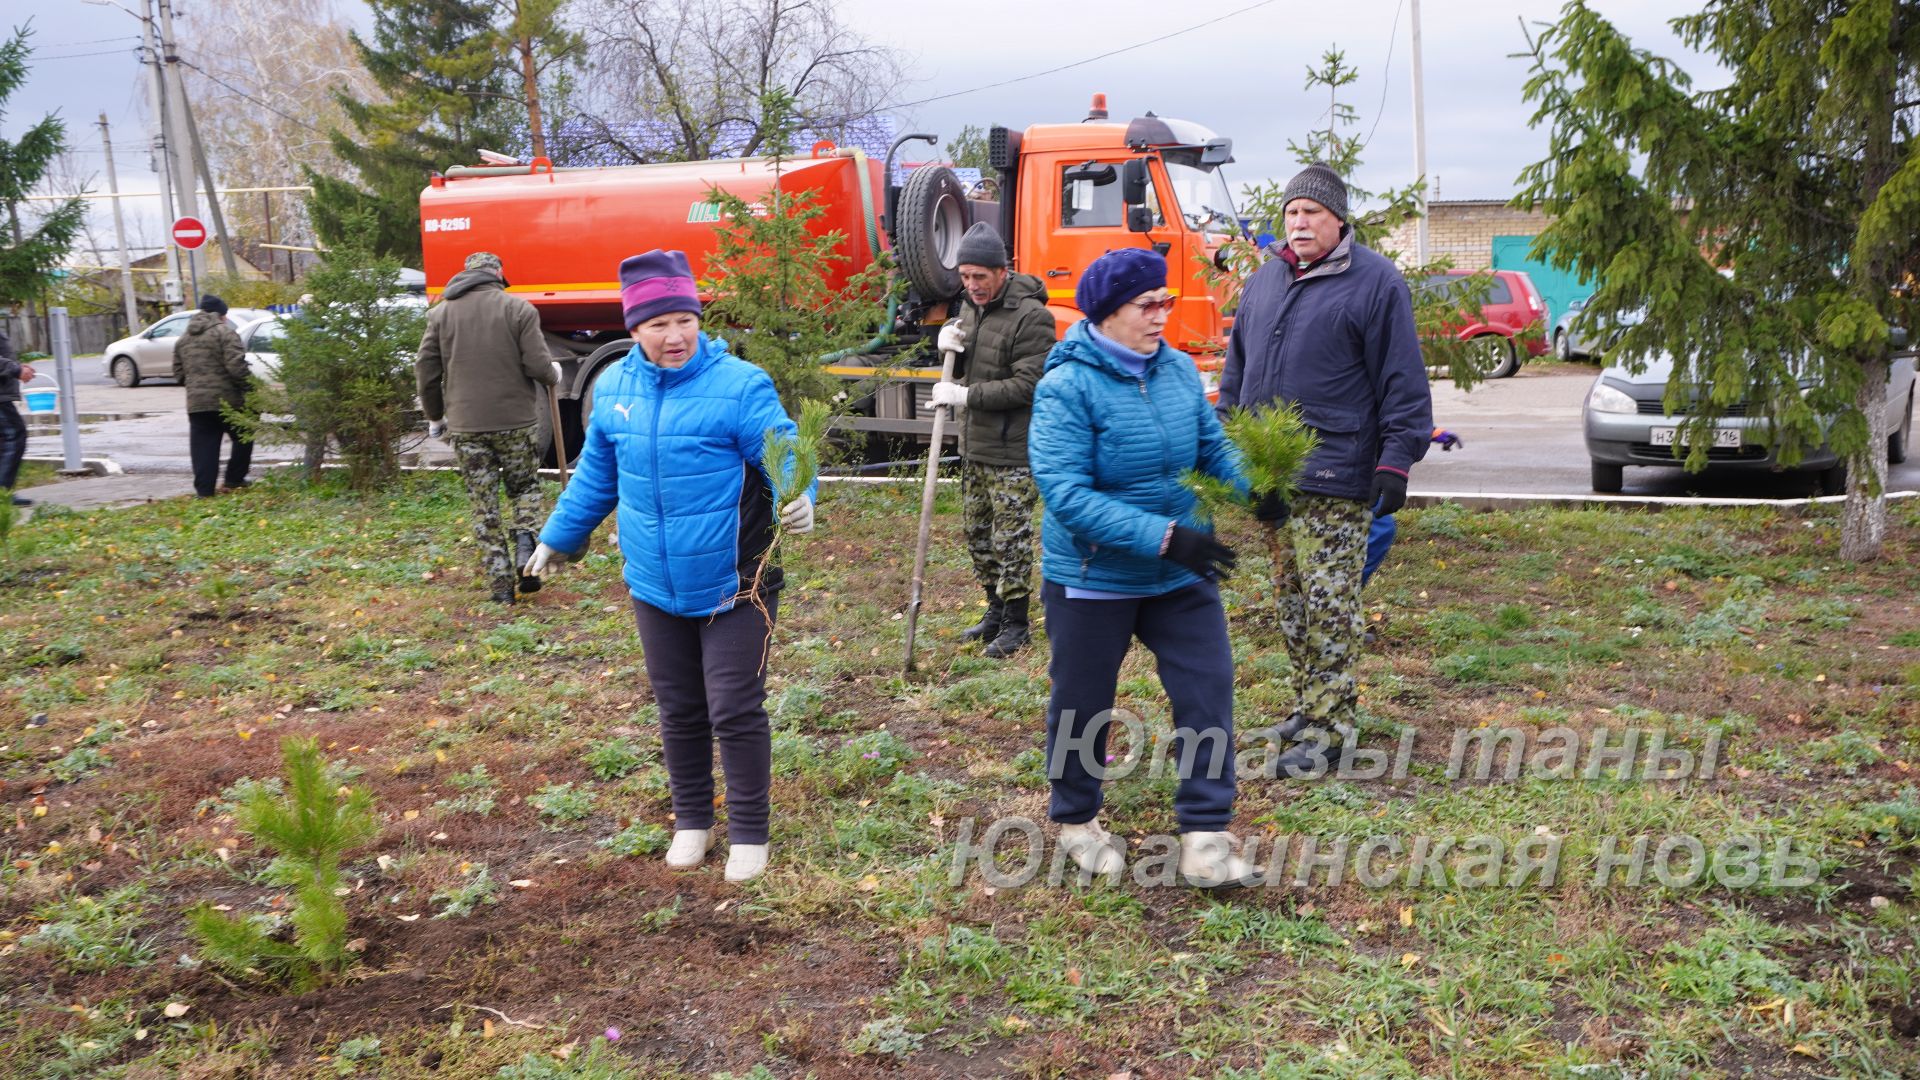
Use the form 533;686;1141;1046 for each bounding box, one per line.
416;252;560;605
928;222;1054;658
1216;164;1432;772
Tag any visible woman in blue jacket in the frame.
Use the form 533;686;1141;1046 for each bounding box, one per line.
524;250;816;884
1028;248;1257;888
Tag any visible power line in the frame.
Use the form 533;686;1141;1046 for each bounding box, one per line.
36;47;141;61
871;0;1283;117
1360;0;1408;152
176;58;326;134
41;35;140;47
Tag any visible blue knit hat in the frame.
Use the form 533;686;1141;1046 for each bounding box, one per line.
1076;248;1168;325
618;249;702;329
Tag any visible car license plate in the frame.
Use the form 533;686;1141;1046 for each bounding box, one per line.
1649;426;1740;448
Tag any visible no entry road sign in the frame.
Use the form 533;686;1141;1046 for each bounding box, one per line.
172;216;208;250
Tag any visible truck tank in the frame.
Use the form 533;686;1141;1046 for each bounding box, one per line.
419;150;887;335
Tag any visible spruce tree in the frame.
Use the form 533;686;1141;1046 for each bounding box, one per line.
0;24;84;348
1517;0;1919;560
308;0;511;262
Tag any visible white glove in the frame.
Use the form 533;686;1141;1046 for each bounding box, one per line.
936;321;967;355
779;494;815;533
427;420;448;440
930;381;969;411
523;542;564;576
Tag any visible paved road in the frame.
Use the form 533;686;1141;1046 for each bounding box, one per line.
1422;363;1920;499
21;367;448;474
26;362;1920;499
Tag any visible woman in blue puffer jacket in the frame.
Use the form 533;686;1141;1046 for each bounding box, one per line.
525;250;816;884
1028;247;1257;889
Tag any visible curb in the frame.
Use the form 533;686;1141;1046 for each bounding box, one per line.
23;456;123;477
1403;489;1917;513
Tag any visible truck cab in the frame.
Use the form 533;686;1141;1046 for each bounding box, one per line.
1005;109;1241;355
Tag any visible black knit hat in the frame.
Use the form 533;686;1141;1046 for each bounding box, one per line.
1282;162;1349;222
954;221;1008;269
198;294;228;315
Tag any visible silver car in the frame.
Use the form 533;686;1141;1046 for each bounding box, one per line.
1584;351;1917;494
99;308;272;387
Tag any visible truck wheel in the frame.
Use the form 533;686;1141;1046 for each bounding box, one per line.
575;339;637;440
533;383;583;469
895;165;966;298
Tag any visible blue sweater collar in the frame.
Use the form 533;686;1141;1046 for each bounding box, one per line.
1047;319;1178;380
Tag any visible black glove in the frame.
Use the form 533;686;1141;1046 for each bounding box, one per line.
1254;491;1290;524
1369;470;1408;516
1164;525;1238;580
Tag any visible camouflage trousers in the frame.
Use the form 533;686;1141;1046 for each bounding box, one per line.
1266;495;1371;728
961;462;1038;602
451;426;545;589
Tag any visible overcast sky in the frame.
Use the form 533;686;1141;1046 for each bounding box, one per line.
8;0;1713;259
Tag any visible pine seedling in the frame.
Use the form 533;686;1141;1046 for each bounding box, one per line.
763;397;833;515
188;735;378;987
1184;404;1320;525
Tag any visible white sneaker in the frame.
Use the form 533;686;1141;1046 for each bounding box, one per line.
664;828;711;869
1179;831;1259;888
724;843;768;882
1058;820;1126;878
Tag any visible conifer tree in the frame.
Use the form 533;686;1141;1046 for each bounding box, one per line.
308;0;511;262
1518;0;1919;560
0;24;84;349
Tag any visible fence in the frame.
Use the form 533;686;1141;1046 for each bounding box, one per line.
5;312;127;357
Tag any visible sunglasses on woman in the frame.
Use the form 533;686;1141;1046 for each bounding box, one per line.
1128;296;1177;315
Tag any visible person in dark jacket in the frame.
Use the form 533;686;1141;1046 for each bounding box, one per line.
929;222;1054;658
416;252;560;604
171;295;255;498
1216;163;1434;771
0;326;32;505
523;250;816;884
1028;248;1259;888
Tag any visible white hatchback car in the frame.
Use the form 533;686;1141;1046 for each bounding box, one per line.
99;308;271;387
1584;350;1917;494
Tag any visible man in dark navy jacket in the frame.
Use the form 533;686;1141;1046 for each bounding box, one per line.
1216;162;1433;774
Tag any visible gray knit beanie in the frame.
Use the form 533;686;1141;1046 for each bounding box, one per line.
954;222;1008;269
1282;163;1349;222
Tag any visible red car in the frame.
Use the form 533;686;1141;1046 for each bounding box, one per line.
1416;269;1549;379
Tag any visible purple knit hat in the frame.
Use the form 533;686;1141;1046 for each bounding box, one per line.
618;249;702;329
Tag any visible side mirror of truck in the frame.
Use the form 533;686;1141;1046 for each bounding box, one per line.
1201;138;1234;166
1120;159;1148;206
1127;206;1155;233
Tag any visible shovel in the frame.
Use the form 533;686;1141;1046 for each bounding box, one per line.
547;385;570;490
902;341;960;673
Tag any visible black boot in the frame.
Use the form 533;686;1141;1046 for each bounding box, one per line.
984;595;1030;658
515;530;542;594
961;587;1003;642
489;575;517;605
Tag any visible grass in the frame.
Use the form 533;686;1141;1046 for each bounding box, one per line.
0;470;1916;1077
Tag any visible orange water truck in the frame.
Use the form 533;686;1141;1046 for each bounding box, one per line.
418;94;1245;460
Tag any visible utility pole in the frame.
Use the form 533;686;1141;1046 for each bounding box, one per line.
152;0;204;291
137;0;185;309
181;85;240;279
1409;0;1431;266
98;114;141;333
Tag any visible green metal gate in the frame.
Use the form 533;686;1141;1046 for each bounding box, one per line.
1490;234;1593;330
